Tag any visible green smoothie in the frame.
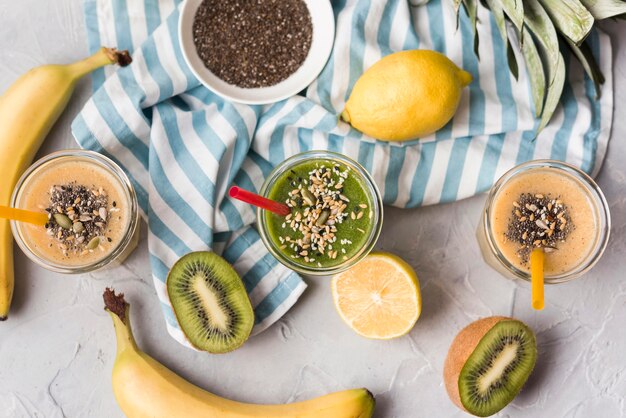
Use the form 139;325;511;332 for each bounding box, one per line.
264;158;375;269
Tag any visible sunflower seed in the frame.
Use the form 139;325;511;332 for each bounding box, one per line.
72;222;84;233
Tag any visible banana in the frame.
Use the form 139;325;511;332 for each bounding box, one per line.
0;48;131;320
104;289;376;418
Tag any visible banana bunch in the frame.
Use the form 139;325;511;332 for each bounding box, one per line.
104;289;376;418
452;0;626;133
0;48;131;319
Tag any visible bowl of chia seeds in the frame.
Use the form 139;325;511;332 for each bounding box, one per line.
179;0;335;105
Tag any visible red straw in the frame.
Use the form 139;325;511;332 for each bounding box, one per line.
229;186;291;216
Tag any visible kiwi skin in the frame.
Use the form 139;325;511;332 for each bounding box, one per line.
444;316;537;416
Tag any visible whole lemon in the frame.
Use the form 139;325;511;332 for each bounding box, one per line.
341;50;472;141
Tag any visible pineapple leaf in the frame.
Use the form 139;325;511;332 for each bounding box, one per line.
523;0;565;131
538;0;595;44
453;0;463;29
451;0;611;133
507;42;520;80
538;54;566;133
494;0;525;32
485;0;520;79
521;27;546;117
523;0;560;83
485;0;508;41
579;0;626;19
566;38;605;99
462;0;481;57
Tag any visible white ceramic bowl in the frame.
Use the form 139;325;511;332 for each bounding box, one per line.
178;0;335;105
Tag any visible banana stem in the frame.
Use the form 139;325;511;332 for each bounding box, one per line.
67;47;132;79
104;288;137;354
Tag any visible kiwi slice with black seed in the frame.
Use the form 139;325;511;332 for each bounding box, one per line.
444;317;537;417
166;251;254;354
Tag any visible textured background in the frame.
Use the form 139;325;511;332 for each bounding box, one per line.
0;1;625;417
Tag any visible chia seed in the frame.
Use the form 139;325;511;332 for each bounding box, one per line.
506;193;573;264
192;0;313;88
45;183;114;257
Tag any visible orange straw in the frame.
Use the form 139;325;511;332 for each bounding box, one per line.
530;248;545;310
0;206;48;226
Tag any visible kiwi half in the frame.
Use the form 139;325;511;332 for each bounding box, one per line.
444;316;537;417
166;251;254;354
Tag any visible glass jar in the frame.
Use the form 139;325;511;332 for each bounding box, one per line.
11;150;140;274
257;151;383;276
477;160;610;284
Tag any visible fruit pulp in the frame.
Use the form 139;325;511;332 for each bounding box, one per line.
13;153;138;270
264;158;375;269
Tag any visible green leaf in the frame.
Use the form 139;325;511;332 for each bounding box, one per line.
580;0;626;19
524;0;560;73
507;43;520;80
538;0;595;44
538;54;566;133
485;0;507;40
462;0;481;58
566;38;605;99
485;0;520;79
453;0;463;29
521;28;546;117
523;0;565;131
494;0;525;32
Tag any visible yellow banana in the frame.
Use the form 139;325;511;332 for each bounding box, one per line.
0;48;131;320
104;289;376;418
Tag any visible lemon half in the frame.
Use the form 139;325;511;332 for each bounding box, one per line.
331;252;421;339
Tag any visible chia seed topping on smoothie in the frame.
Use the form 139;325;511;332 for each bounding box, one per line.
44;183;121;257
505;193;573;265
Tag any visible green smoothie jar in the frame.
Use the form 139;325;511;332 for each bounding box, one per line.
258;151;383;275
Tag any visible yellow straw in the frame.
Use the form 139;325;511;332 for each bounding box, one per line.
530;248;545;310
0;206;48;226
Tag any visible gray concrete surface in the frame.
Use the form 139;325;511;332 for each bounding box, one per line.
0;1;624;417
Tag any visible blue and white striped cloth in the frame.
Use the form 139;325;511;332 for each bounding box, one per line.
73;0;613;348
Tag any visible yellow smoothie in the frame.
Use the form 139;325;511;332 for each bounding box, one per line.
14;155;136;269
490;168;598;276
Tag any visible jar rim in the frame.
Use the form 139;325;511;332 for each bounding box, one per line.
11;150;139;274
257;151;383;276
482;159;611;284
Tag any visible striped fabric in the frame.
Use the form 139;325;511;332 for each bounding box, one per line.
73;0;613;348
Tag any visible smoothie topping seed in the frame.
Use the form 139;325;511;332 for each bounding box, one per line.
280;164;367;264
45;183;114;257
506;193;572;264
193;0;313;88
